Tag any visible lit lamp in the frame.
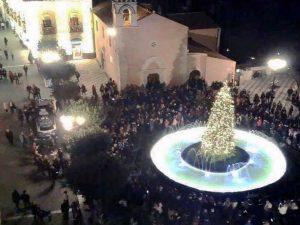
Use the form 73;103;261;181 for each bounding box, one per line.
40;51;61;63
267;58;287;92
107;27;116;37
60;115;86;131
60;115;74;131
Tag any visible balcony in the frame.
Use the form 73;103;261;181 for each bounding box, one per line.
42;26;56;35
70;24;82;33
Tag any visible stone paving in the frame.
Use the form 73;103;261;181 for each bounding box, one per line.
0;28;108;224
69;58;108;97
239;72;298;115
0;29;51;105
0;29;76;223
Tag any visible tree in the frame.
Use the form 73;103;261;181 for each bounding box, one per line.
38;38;58;51
199;83;235;164
210;81;223;90
52;81;80;102
65;134;128;206
62;99;104;143
40;62;76;84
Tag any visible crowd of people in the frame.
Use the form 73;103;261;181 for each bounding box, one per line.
88;77;300;225
2;71;300;224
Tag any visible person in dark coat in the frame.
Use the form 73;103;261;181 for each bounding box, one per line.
4;37;8;46
4;50;8;60
12;190;20;210
20;190;31;208
23;65;28;78
61;199;70;220
5;129;14;145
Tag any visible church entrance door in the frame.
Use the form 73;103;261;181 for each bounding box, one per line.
146;73;160;89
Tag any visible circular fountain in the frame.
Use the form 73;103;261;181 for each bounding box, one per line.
150;127;286;193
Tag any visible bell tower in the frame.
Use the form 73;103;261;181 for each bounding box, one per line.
112;0;138;27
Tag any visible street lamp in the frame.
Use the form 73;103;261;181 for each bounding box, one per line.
40;51;61;63
267;58;287;92
60;115;86;131
107;27;117;37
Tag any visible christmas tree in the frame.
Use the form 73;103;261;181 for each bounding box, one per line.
199;83;235;163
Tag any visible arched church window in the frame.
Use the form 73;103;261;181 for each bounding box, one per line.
43;15;52;28
122;9;131;26
70;12;82;32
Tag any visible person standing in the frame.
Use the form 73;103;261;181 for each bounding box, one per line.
8;71;13;83
75;71;80;82
1;21;5;30
3;101;8;112
20;190;31;208
23;65;28;78
92;85;98;99
61;199;70;221
5;129;14;145
4;49;8;60
12;190;20;210
81;84;87;96
26;85;32;99
19;131;27;148
4;37;8;46
9;101;16;114
11;52;14;60
28;51;33;64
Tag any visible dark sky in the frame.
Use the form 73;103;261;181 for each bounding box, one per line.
94;0;300;69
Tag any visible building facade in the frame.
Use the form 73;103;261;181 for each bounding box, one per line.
93;0;236;89
0;0;94;59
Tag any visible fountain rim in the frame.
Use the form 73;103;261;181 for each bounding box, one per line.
150;126;287;193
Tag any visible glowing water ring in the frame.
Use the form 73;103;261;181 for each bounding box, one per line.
150;127;286;193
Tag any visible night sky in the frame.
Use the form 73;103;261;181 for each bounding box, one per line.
94;0;300;70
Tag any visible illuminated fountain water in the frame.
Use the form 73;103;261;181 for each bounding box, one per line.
150;127;286;193
150;84;286;193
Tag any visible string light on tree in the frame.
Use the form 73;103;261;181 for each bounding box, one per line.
199;82;235;163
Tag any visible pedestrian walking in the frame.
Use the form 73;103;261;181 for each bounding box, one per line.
5;129;14;145
19;131;27;148
4;37;8;46
26;85;32;99
4;49;8;59
92;85;98;99
12;190;20;210
9;101;16;114
23;65;28;78
28;51;33;64
1;21;5;30
3;101;8;112
75;71;80;81
81;84;87;96
18;109;24;126
61;199;70;221
8;71;14;83
15;74;20;84
20;190;31;208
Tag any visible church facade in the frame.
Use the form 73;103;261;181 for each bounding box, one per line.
0;0;94;59
93;0;236;89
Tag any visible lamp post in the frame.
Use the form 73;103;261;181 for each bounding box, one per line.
60;115;86;131
267;58;287;93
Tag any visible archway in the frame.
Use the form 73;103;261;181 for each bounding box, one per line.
146;73;160;89
188;70;206;90
141;57;166;86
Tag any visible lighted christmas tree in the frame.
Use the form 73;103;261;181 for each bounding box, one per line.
199;83;235;164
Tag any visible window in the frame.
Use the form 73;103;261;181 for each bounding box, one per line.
69;13;82;33
43;16;52;28
70;16;79;26
122;9;131;26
